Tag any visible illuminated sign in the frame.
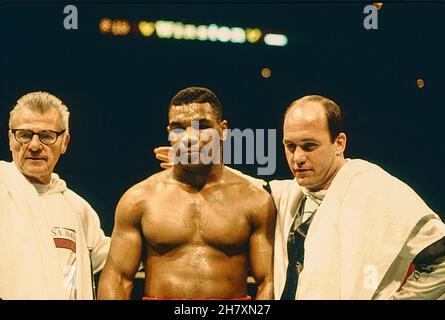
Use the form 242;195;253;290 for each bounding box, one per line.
99;17;288;47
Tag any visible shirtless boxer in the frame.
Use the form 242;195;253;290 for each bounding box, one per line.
97;87;276;299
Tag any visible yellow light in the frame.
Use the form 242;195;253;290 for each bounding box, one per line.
102;17;287;48
246;28;262;43
261;67;272;79
173;22;184;39
417;78;425;89
138;21;155;37
264;34;288;47
99;18;112;34
183;24;197;40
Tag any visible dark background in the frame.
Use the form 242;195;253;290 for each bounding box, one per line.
1;2;444;239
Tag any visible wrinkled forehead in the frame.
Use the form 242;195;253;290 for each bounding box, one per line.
168;102;217;123
11;107;62;130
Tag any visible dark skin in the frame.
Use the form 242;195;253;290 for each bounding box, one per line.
150;100;445;299
98;103;276;299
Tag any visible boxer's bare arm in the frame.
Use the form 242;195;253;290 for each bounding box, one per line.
98;188;144;299
249;190;277;300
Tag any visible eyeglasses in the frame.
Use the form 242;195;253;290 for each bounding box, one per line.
11;129;66;145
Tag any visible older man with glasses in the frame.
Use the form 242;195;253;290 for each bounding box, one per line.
0;91;110;300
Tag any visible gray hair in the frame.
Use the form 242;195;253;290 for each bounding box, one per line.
9;91;70;133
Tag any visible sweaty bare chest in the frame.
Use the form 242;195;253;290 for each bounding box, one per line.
141;190;252;251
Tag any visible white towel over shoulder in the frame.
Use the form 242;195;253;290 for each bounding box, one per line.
271;159;443;299
0;161;109;300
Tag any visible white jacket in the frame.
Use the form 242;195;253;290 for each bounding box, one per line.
0;161;110;299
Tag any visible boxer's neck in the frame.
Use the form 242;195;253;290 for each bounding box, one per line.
174;163;224;191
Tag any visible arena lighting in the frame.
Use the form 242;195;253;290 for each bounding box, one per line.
217;26;231;42
153;20;264;45
417;78;425;89
138;21;155;37
99;17;112;34
264;34;288;47
261;67;272;79
207;24;219;42
374;2;383;10
99;18;131;36
196;25;208;41
101;17;288;47
245;28;262;43
183;24;196;40
230;27;246;43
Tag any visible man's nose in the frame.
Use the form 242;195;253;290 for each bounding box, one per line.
28;134;43;151
293;148;307;166
181;127;200;146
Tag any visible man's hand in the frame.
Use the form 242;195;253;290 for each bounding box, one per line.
153;146;173;169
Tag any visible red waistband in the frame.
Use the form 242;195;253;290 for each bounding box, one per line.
142;295;252;300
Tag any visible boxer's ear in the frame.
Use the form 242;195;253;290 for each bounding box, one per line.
220;120;228;141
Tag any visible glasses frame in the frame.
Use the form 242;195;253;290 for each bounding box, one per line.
11;129;66;146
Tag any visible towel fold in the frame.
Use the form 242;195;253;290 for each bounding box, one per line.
271;159;443;299
0;161;109;299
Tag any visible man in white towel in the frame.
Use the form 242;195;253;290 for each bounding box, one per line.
0;92;110;300
154;94;445;299
272;95;445;299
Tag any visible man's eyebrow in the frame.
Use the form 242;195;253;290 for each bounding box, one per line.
282;139;299;146
198;119;213;124
169;118;212;126
300;138;318;143
282;138;319;144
